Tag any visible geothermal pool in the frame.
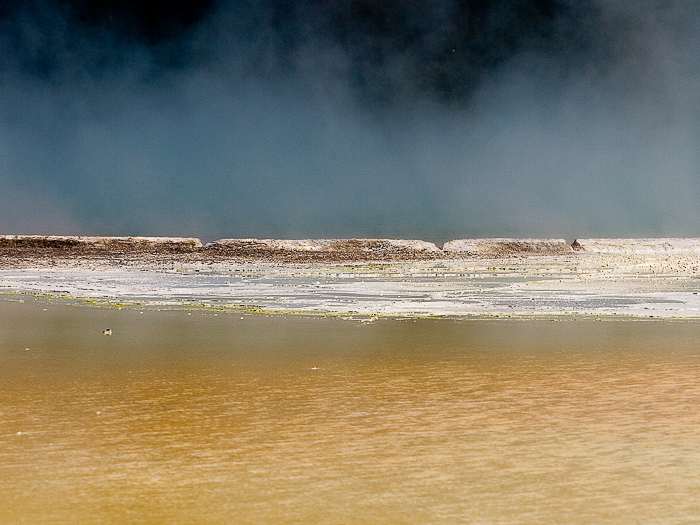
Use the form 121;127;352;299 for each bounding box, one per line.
2;297;700;524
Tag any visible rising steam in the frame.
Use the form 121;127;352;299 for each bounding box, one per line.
1;1;699;241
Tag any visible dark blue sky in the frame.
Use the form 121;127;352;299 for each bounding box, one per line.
2;0;700;241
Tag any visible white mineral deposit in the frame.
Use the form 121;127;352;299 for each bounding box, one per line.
3;235;700;318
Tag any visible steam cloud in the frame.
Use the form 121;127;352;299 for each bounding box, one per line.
1;0;699;241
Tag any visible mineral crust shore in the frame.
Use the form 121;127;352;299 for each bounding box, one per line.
4;235;700;318
0;235;578;267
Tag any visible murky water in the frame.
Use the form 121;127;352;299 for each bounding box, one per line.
2;297;700;524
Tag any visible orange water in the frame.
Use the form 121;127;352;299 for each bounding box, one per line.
1;297;700;524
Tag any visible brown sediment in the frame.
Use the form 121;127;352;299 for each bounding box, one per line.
0;235;203;270
442;238;573;256
6;235;700;271
0;235;580;269
0;236;428;269
203;238;443;262
0;235;202;251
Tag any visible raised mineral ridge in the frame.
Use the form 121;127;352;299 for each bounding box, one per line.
4;235;700;261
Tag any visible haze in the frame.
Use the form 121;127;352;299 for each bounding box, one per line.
1;0;699;242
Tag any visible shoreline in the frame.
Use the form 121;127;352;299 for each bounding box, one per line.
4;235;700;318
4;234;700;264
0;235;576;266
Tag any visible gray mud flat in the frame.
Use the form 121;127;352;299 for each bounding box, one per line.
3;235;700;318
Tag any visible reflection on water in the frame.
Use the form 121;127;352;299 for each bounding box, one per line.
2;297;700;524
